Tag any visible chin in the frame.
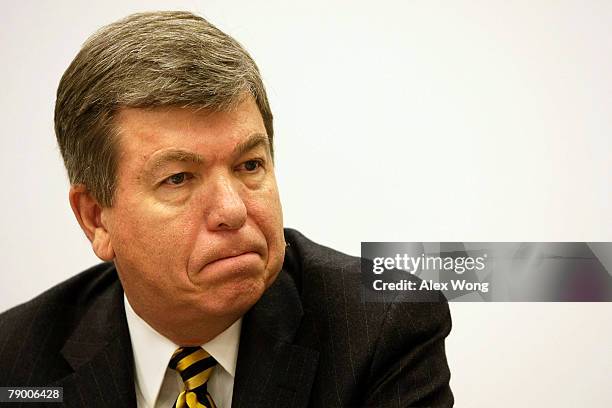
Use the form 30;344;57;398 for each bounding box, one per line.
205;277;267;317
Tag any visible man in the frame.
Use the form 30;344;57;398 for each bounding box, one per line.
0;11;453;408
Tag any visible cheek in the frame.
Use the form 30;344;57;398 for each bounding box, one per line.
247;181;283;226
245;186;285;262
109;197;201;275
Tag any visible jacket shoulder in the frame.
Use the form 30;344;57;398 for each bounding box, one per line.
283;228;441;303
0;262;118;384
0;262;117;323
283;228;361;276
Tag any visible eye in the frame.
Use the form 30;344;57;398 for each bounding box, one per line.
163;172;193;186
239;159;264;172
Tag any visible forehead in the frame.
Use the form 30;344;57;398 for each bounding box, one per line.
113;97;267;160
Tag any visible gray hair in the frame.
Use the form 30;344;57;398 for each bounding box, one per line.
54;11;273;207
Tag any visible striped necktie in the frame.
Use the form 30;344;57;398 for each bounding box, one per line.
169;346;218;408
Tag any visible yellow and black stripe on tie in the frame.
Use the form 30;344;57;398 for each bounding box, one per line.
169;346;218;408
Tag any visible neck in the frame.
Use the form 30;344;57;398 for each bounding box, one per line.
125;294;242;347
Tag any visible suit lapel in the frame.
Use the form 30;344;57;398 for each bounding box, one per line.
232;255;319;408
56;276;136;408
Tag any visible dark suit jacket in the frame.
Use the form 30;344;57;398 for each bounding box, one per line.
0;229;453;407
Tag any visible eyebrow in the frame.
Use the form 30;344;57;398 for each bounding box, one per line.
143;133;270;177
233;133;270;158
145;150;204;177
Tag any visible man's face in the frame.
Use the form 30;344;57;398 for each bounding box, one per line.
99;97;285;341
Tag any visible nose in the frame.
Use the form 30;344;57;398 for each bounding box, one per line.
204;173;247;231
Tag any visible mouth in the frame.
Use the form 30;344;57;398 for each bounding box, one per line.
208;251;258;265
198;251;262;279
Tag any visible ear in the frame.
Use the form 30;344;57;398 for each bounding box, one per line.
69;185;115;261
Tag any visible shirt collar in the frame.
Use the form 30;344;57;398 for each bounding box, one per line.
124;294;242;408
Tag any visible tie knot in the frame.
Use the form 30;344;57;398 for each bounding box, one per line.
169;347;217;392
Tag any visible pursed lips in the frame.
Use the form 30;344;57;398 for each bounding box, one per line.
208;251;257;264
202;245;264;269
188;239;267;278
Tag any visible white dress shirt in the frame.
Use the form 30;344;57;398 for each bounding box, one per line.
124;295;241;408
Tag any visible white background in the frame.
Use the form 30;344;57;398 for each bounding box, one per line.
1;1;611;406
